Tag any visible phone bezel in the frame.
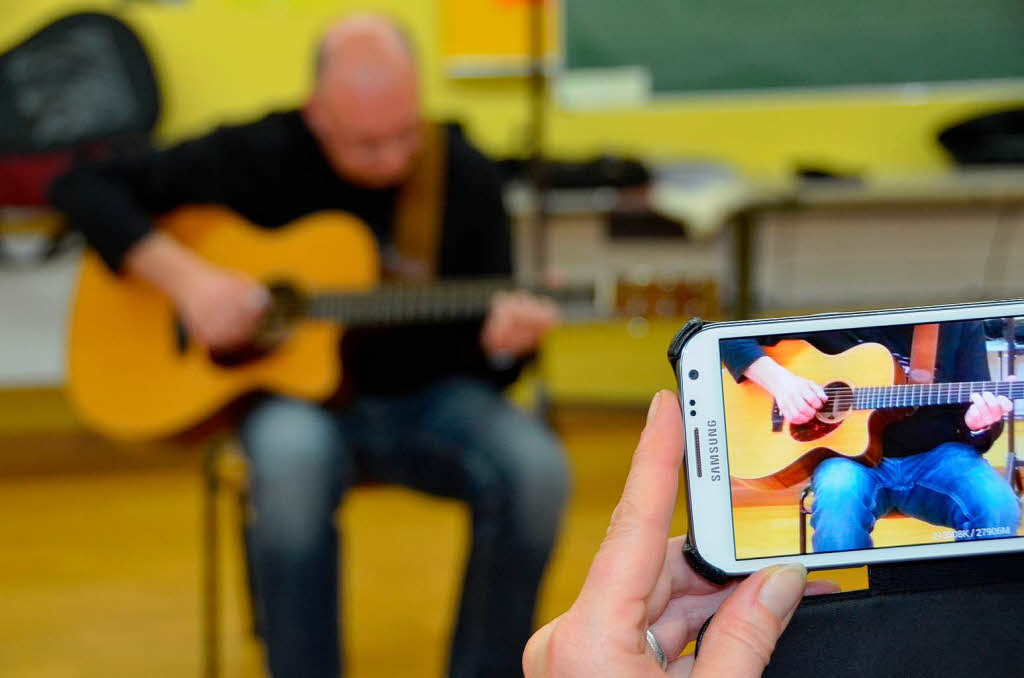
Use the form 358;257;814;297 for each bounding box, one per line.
678;298;1024;576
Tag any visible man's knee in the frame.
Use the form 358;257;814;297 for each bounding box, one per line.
242;397;346;479
937;445;1023;534
240;398;349;550
515;425;572;515
810;458;877;547
508;427;570;556
470;410;571;538
813;458;873;502
967;483;1022;534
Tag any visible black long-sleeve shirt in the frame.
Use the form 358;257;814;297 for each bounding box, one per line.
721;322;1001;458
49;110;524;396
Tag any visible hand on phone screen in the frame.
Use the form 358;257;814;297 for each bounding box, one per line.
744;356;828;424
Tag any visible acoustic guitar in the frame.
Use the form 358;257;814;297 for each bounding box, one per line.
722;339;1020;489
68;206;606;441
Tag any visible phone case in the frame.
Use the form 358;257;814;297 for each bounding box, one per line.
673;310;1024;675
668;317;740;584
667;316;712;372
682;535;732;585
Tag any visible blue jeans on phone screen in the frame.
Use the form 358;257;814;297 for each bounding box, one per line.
239;377;570;678
810;442;1021;553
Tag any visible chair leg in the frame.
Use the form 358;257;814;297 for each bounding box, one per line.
798;486;812;555
238;485;265;639
202;441;222;678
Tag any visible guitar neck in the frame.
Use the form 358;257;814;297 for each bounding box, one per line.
304;278;596;327
853;381;1024;410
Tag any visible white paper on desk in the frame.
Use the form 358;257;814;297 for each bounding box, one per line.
649;164;752;239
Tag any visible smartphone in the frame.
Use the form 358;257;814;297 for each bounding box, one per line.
676;298;1024;576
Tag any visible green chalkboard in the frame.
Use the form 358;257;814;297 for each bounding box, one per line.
563;0;1024;95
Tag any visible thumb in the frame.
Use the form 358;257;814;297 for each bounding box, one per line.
690;564;806;678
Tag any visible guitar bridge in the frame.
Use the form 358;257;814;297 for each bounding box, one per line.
771;400;783;432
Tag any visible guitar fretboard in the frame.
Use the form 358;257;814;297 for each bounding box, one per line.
304;279;594;327
850;381;1024;410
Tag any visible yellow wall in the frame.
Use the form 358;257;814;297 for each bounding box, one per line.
3;0;1024;178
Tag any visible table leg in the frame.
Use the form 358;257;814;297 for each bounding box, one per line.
732;211;755;319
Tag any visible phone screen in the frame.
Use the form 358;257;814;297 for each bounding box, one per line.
719;316;1024;560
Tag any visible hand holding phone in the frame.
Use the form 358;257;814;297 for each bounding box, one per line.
523;391;838;677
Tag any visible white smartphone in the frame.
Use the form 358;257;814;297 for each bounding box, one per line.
675;298;1024;577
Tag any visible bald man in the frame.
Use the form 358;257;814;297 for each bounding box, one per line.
50;15;569;678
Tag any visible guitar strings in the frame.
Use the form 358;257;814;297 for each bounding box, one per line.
806;382;1022;409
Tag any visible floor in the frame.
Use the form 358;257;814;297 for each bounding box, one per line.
0;409;867;678
0;410;655;678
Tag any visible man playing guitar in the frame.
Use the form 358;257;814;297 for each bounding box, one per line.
50;15;568;678
723;322;1021;553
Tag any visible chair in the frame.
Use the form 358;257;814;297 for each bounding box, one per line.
201;438;257;678
0;12;158;264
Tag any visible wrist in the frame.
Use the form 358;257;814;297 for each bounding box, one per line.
173;260;216;302
126;233;210;305
754;359;790;394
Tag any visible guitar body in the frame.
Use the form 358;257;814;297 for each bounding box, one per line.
68;206;380;440
723;340;905;489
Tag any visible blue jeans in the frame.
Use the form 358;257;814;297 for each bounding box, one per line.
239;377;570;678
810;443;1021;553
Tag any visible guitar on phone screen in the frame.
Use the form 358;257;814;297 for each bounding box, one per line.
722;339;1019;489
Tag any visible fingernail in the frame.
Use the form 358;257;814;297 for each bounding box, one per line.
646;391;663;428
251;288;271;310
757;564;807;620
805;577;842;595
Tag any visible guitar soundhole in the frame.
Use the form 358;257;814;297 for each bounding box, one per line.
789;381;853;442
816;381;854;423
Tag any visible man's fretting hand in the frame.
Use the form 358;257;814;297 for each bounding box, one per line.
481;291;560;358
965;390;1013;433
